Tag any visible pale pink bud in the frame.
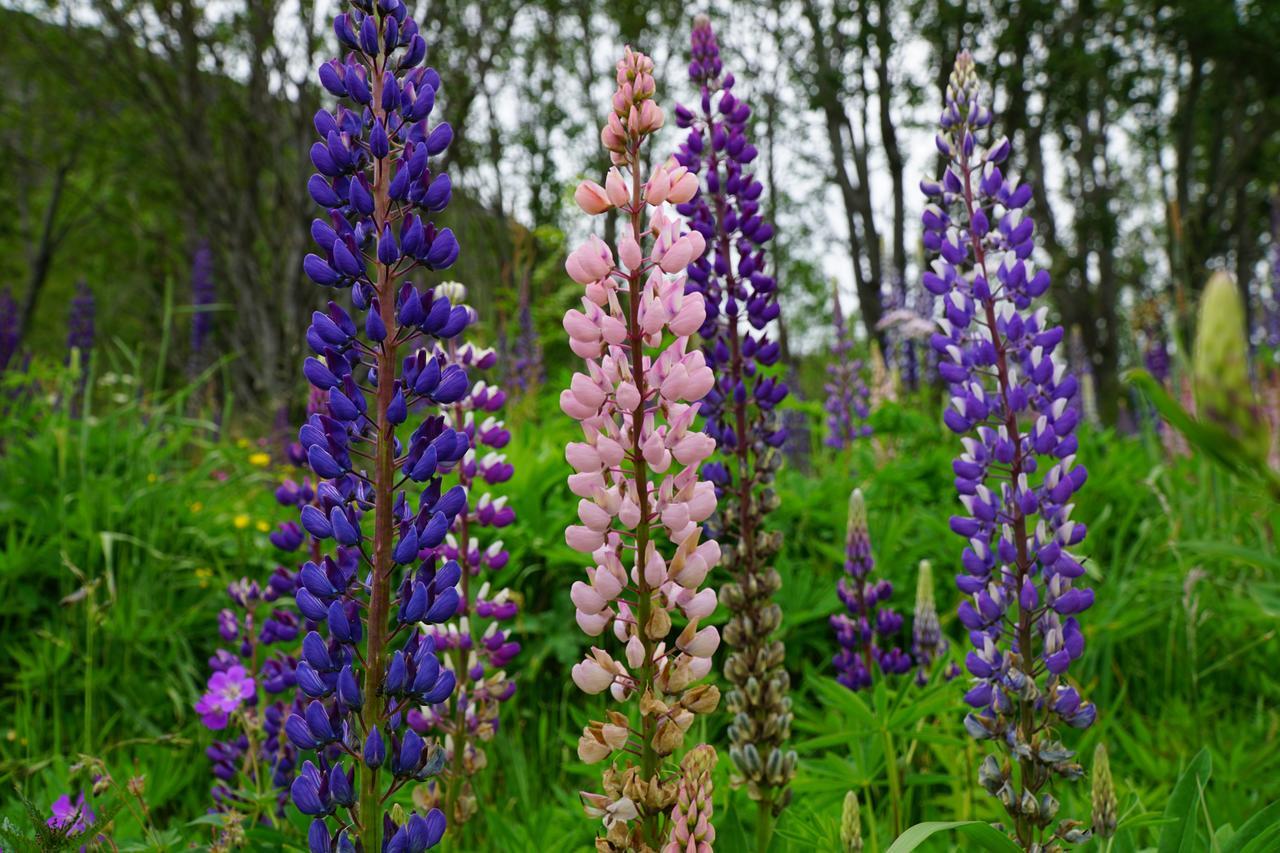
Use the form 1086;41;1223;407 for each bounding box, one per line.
683;363;715;401
681;588;717;620
618;496;641;529
566;442;602;473
679;625;720;658
672;432;716;466
568;470;605;498
593;566;624;600
560;389;597;420
575;180;613;215
605;168;629;207
576;608;612;636
672;552;709;588
566;524;605;553
572;657;615;694
668;295;706;337
666;170;699;204
596;435;626;467
687;482;717;523
625;634;645;669
661;502;691;533
616;381;642;411
642;430;670;470
619;235;643;271
571;580;607;614
644;167;672;205
567;236;614;284
658;234;698;274
578;734;611;763
644;547;667;588
570;372;607;409
578;499;613;532
569;337;603;359
688;656;713;681
563;309;601;343
601;315;628;345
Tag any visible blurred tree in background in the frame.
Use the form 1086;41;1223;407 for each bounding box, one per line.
2;0;1279;423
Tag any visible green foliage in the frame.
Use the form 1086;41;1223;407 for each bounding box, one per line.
1;358;1278;850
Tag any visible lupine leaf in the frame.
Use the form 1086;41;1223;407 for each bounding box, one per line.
1156;747;1213;853
884;820;1021;852
1219;800;1280;853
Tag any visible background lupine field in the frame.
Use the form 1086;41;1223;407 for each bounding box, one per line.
2;0;1280;851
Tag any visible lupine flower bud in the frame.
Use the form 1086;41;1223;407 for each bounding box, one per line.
923;51;1097;847
1193;272;1270;461
1091;743;1117;839
840;790;863;853
662;745;717;853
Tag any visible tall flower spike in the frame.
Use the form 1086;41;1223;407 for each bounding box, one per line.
673;14;795;830
840;790;863;853
564;45;721;852
410;282;519;826
825;288;872;449
830;489;911;690
1090;743;1117;839
66;281;96;415
290;3;467;850
662;745;717;853
0;288;19;375
911;559;956;685
923;51;1096;848
191;240;216;369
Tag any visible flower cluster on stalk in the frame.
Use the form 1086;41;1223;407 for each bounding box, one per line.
922;51;1095;848
285;2;478;849
825;290;872;449
408;282;519;826
191;241;216;363
1;288;20;375
563;46;723;852
829;488;910;690
673;14;796;822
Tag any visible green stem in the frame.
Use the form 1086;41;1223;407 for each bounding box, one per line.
755;796;775;853
882;725;903;839
359;31;396;852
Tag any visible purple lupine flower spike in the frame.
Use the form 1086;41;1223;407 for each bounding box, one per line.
922;51;1095;847
67;281;96;357
674;14;796;824
66;281;96;415
290;3;463;849
191;240;216;364
409;281;518;825
830;489;910;690
824;289;872;448
1268;191;1280;348
0;288;19;375
510;276;543;392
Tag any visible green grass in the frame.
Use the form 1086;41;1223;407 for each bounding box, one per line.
1;363;1277;851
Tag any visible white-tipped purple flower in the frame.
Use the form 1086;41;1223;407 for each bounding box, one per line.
923;51;1095;848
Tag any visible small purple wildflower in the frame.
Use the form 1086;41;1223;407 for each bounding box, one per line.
195;665;256;730
830;488;911;690
47;792;95;834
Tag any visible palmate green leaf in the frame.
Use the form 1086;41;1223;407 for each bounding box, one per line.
1156;747;1213;853
884;820;1021;853
1219;800;1280;853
